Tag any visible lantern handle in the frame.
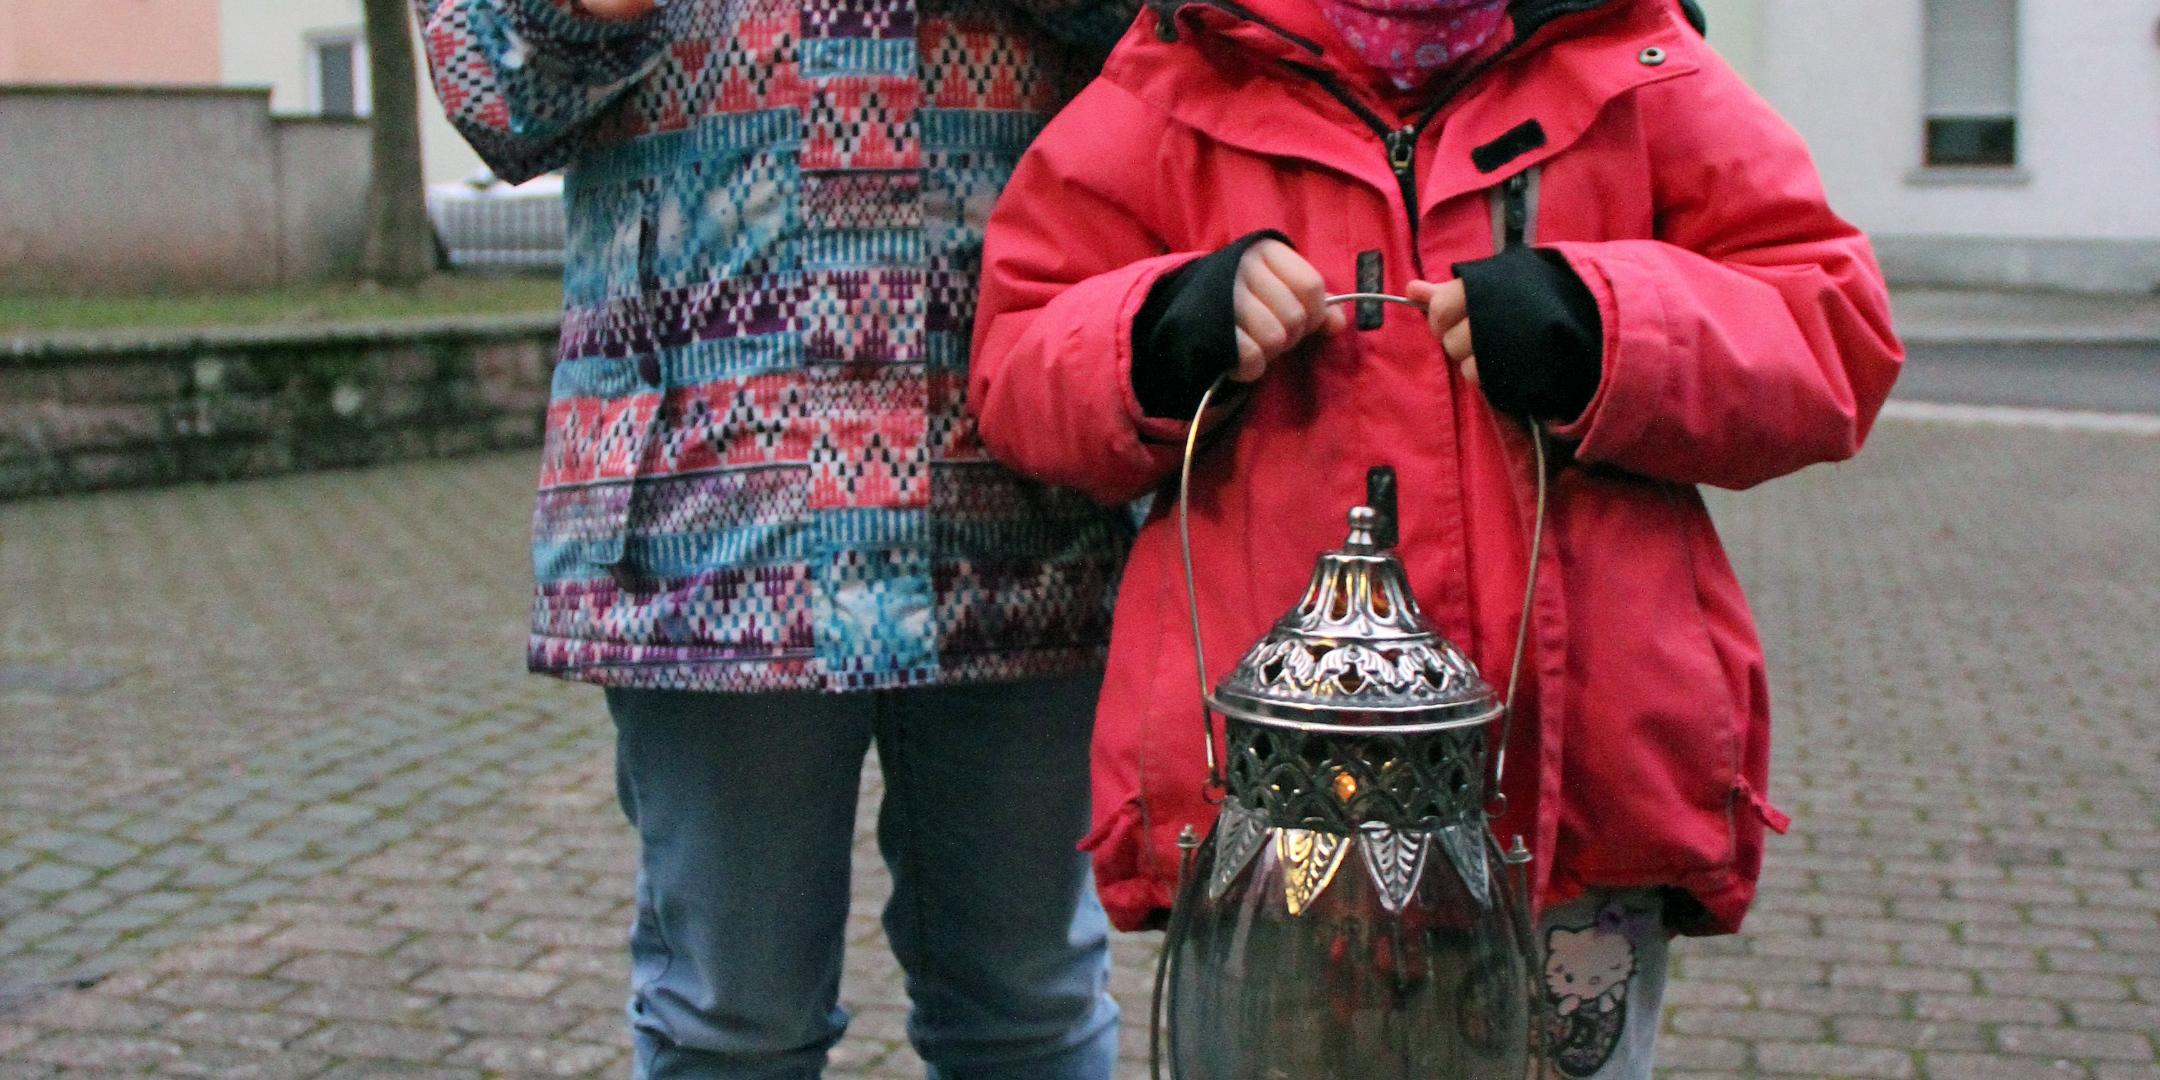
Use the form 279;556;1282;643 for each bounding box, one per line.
1174;291;1551;815
1176;292;1424;793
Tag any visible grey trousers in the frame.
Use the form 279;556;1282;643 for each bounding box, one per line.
1533;889;1670;1080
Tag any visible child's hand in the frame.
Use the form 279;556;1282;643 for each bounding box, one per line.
1405;279;1477;387
575;0;659;19
1232;241;1347;383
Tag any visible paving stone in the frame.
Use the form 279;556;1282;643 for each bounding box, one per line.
153;1044;337;1079
273;953;428;988
278;984;440;1023
14;1032;183;1068
298;1021;464;1062
7;864;93;895
310;1064;484;1080
14;992;171;1033
445;1036;619;1076
259;924;408;956
150;944;289;978
1984;971;2135;1002
1653;1034;1751;1071
1669;1006;1826;1041
1997;1026;2159;1063
409;967;561;1000
1919;1052;2093;1079
1832;1015;1992;1052
1754;1040;1919;1078
160;1007;320;1050
141;975;300;1011
390;935;540;969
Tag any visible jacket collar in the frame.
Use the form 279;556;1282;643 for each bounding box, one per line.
1103;0;1699;206
1139;0;1629;85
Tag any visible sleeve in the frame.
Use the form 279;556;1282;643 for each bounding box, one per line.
1543;55;1904;491
411;0;669;182
969;83;1231;506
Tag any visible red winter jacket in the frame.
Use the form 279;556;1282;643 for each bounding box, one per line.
970;0;1902;935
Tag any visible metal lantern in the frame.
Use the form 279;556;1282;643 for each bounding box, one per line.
1157;457;1539;1078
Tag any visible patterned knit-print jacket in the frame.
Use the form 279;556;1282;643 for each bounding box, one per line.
415;0;1138;691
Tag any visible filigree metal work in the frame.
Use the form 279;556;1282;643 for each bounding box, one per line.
1276;828;1350;916
1205;801;1271;903
1225;717;1487;834
1211;504;1502;732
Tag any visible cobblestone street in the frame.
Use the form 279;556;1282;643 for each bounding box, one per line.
1;415;2155;1078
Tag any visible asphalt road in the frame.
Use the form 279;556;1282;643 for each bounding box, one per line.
1897;342;2160;414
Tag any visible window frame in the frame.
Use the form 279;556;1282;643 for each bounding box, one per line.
1918;0;2022;173
305;30;372;119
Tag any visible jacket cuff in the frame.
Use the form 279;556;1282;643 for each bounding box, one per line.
1131;230;1288;419
509;0;666;77
1452;245;1603;423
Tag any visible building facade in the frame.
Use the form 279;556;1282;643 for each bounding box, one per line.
216;0;485;187
0;0;220;85
1696;0;2160;293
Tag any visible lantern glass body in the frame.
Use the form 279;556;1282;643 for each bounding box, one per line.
1165;764;1531;1079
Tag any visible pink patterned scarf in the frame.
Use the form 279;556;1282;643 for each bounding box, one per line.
1310;0;1513;91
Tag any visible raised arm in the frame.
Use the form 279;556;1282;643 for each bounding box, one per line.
410;0;668;181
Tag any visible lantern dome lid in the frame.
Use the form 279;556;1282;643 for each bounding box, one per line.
1210;497;1500;733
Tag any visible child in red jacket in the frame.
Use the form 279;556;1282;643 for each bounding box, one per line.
969;0;1901;1075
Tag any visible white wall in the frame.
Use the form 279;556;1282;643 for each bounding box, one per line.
1691;0;1763;85
1703;0;2160;289
1753;0;2160;243
218;0;486;186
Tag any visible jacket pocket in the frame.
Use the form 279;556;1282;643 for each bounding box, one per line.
1555;471;1743;879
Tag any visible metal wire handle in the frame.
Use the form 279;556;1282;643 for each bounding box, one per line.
1172;290;1550;809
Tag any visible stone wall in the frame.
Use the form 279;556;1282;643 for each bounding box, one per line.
0;318;558;500
0;86;372;293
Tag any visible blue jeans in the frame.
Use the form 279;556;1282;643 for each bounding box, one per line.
605;674;1120;1080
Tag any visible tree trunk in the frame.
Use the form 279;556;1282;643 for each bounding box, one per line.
360;0;437;286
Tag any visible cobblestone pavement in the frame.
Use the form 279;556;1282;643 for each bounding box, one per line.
2;417;2155;1079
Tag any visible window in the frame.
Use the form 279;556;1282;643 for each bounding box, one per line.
1923;0;2018;167
308;34;370;118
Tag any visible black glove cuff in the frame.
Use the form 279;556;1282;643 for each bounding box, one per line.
1131;230;1289;419
1452;246;1604;423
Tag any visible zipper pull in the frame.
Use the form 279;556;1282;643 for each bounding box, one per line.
1386;125;1417;174
1502;171;1530;248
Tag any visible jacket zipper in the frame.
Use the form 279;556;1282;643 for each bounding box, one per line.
1383;124;1423;259
1160;0;1607;265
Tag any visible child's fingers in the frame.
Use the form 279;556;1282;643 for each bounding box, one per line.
1404;280;1438;306
1233;329;1266;382
1442;319;1475;363
1242;266;1309;343
1459;354;1480;387
1233;282;1289;361
1258;242;1330;329
1424;279;1469;340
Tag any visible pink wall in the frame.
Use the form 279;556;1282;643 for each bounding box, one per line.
0;0;221;84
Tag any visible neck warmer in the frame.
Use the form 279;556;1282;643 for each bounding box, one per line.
1309;0;1512;91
